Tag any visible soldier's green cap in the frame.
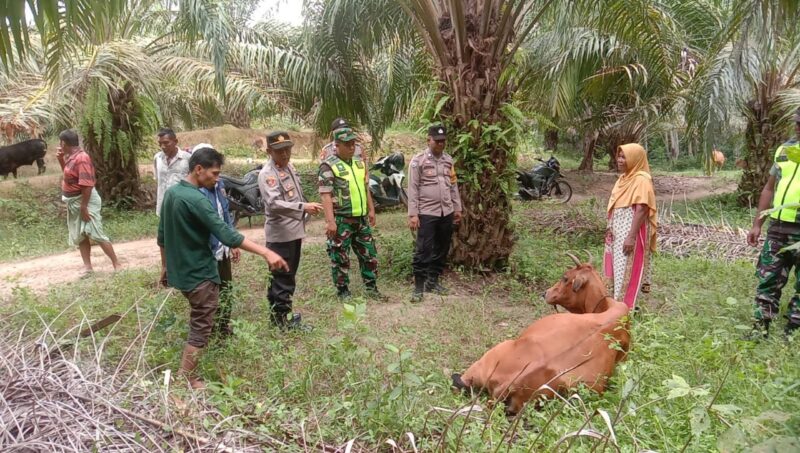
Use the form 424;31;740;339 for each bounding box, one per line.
333;127;358;143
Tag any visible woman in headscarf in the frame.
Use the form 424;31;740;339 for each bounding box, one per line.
604;143;657;310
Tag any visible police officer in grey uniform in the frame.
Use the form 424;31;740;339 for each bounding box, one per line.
258;131;323;330
319;117;364;161
407;125;463;302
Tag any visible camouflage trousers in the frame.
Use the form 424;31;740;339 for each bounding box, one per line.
754;221;800;324
327;216;379;289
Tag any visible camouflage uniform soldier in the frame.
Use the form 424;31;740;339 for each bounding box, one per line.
747;109;800;339
258;131;323;331
407;125;463;302
318;127;384;300
319;117;364;161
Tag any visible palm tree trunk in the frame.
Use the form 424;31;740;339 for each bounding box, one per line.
544;128;558;151
578;129;599;172
738;99;784;206
451;135;515;269
80;82;150;207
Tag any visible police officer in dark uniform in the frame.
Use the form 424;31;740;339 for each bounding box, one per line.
258;131;323;330
407;125;463;302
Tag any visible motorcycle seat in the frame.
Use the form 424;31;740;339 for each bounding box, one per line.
223;175;253;186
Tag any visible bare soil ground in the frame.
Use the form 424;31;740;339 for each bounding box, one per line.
0;126;738;297
566;170;737;202
0;219;329;299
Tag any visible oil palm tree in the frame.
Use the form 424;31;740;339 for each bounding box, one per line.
1;0;270;205
684;0;800;205
312;0;560;268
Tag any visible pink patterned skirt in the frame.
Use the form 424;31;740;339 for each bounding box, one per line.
603;205;651;309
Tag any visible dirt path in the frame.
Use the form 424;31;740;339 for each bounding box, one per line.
1;169;737;298
0;221;328;299
566;171;737;202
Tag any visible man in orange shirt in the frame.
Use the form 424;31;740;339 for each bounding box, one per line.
56;129;120;276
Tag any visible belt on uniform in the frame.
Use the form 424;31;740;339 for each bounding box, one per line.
336;215;366;224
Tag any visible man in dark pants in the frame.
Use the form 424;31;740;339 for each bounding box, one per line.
746;109;800;339
194;143;239;338
258;131;323;330
159;147;288;389
407;125;463;302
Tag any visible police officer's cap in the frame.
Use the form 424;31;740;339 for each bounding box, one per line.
428;125;447;140
266;131;293;150
333;127;358;143
331;117;350;132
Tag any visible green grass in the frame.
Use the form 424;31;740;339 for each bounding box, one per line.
0;182;158;261
2;201;799;451
661;192;756;229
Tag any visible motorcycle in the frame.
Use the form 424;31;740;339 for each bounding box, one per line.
369;152;408;210
516;156;572;203
220;165;263;227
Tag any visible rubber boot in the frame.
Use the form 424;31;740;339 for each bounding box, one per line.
410;276;425;303
179;344;205;390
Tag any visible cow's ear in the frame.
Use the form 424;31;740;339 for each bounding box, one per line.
572;276;587;292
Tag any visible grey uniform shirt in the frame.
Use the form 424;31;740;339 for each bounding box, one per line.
258;159;307;243
154;150;191;216
407;149;462;217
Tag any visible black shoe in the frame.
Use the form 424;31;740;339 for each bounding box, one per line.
337;286;351;299
411;276;425;303
285;313;312;332
743;319;771;341
784;322;800;340
425;277;449;296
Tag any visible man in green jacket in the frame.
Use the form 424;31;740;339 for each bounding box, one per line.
158;147;288;389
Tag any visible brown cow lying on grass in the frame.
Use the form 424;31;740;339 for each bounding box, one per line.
452;254;631;414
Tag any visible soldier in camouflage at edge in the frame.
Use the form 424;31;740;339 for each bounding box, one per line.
746;108;800;339
318;127;385;300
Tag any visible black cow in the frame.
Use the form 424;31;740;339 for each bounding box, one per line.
0;139;47;179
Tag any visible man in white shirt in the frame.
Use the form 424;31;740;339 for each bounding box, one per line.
154;128;191;216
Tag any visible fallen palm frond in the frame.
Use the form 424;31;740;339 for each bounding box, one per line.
0;301;345;452
522;204;758;262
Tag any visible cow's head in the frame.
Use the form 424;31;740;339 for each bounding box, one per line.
544;252;609;314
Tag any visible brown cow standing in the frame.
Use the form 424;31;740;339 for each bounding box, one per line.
452;256;630;414
711;149;725;173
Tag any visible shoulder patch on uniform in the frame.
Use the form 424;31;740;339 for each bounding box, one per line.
267;176;277;187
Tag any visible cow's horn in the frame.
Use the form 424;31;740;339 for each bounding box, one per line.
583;249;594;264
566;252;581;267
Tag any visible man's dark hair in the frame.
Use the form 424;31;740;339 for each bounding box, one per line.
189;147;224;170
157;127;177;140
59;129;80;147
